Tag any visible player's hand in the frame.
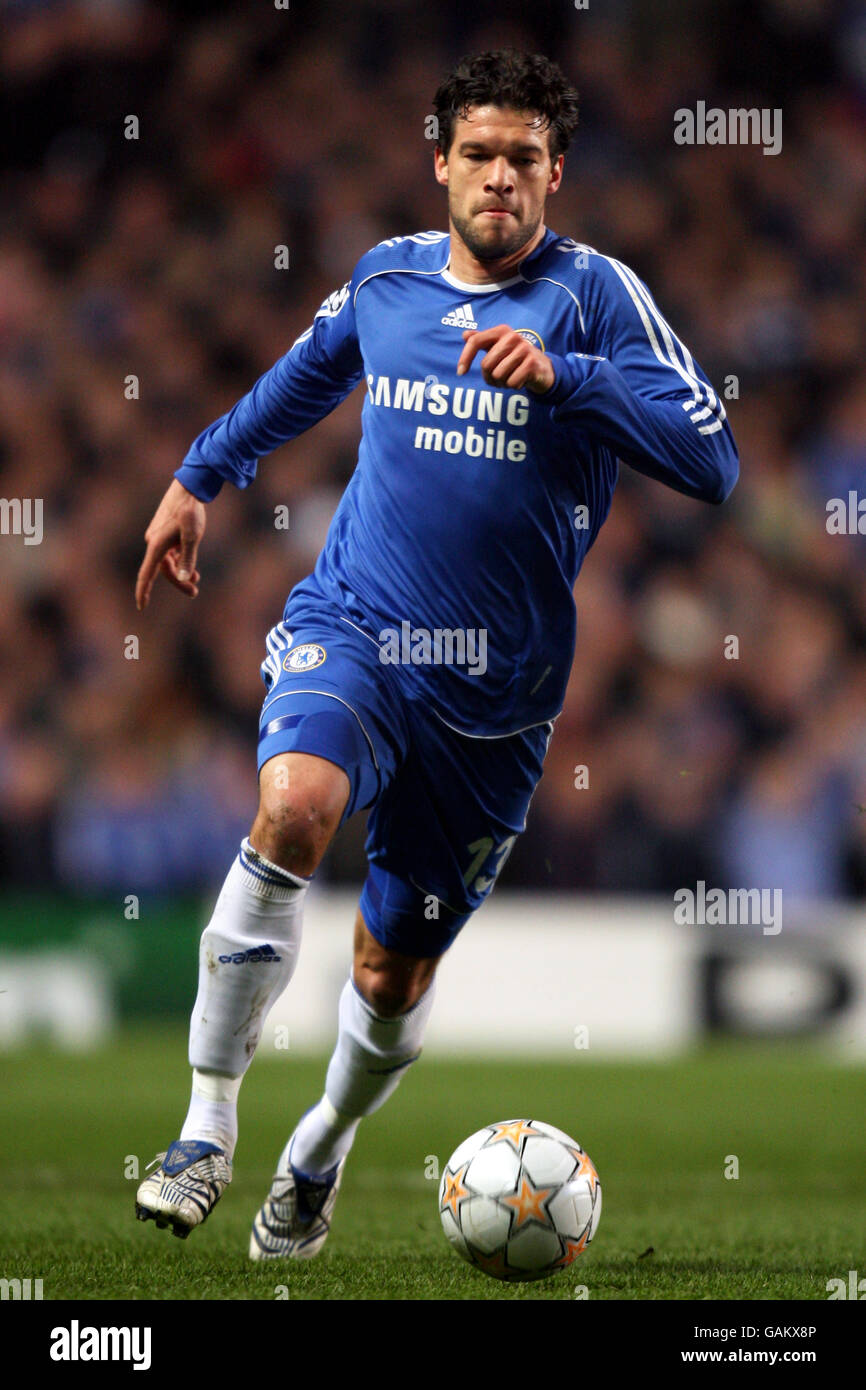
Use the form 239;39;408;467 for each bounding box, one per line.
456;325;555;394
135;479;206;611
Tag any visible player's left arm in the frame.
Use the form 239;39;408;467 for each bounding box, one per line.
457;261;738;505
546;257;738;503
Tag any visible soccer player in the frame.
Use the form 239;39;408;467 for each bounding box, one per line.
133;49;738;1258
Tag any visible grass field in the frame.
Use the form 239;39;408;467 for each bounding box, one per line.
1;1025;864;1301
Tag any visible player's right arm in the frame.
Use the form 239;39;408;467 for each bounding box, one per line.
543;252;739;505
136;273;365;608
175;277;364;503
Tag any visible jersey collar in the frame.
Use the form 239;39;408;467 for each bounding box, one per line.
440;227;559;292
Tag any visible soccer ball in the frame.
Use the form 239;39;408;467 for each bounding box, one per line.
438;1118;601;1282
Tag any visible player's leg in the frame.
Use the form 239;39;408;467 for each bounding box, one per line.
249;901;445;1260
254;712;556;1254
284;907;439;1170
135;750;349;1238
180;750;349;1139
139;602;403;1241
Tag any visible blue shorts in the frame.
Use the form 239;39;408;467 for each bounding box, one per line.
257;579;553;958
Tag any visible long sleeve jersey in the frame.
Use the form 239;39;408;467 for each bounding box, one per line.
175;228;738;737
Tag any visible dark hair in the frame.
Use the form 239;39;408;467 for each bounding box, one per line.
433;49;579;161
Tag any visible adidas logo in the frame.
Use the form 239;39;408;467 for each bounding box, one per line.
218;944;283;965
441;302;478;329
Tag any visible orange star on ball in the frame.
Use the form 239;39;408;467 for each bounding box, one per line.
501;1174;555;1230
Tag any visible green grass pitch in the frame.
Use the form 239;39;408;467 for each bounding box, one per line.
1;1025;863;1300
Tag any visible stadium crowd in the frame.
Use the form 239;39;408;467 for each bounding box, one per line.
0;0;864;905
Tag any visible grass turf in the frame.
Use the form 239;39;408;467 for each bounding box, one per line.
0;1025;863;1300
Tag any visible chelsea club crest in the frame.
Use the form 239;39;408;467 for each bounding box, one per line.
283;643;327;672
515;328;545;351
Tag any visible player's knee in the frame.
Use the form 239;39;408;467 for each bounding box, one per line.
354;958;435;1018
249;803;323;876
250;797;336;877
253;756;349;876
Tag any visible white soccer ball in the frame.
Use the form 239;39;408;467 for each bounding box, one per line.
438;1118;601;1282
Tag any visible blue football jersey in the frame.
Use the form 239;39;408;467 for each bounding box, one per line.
175;228;738;736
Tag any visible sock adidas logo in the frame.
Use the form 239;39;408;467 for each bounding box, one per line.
441;302;478;329
218;944;283;964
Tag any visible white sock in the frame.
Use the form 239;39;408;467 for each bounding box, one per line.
279;1096;359;1177
287;977;435;1176
181;838;308;1154
180;1070;243;1156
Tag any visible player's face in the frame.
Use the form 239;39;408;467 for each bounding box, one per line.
434;105;564;268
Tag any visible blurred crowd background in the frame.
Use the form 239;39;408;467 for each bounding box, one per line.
0;0;864;905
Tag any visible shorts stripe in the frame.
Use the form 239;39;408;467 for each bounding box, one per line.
260;713;304;740
262;621;294;687
258;688;380;772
